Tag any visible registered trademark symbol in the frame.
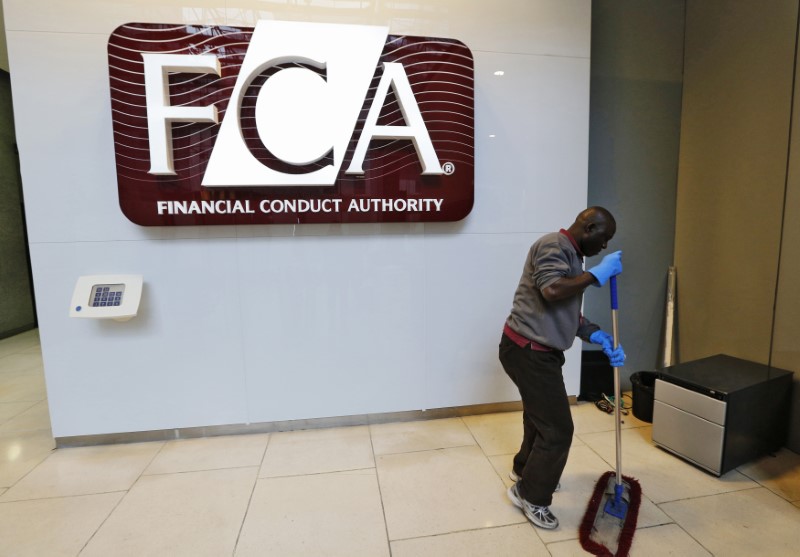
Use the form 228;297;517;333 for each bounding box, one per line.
442;162;456;175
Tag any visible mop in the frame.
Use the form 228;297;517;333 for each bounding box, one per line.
579;276;642;557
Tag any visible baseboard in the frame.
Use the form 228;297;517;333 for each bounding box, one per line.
55;400;530;447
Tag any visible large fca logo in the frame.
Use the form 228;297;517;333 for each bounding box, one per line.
108;21;474;225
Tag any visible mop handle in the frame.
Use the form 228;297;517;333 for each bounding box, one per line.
610;276;623;487
610;274;619;312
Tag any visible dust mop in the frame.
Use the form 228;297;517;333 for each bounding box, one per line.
579;276;642;557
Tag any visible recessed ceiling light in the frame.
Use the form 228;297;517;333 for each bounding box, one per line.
493;70;505;76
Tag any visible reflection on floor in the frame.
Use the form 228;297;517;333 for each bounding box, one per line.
1;329;799;556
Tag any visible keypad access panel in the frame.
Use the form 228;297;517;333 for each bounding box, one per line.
90;284;125;307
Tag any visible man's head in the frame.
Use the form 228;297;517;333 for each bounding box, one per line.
567;207;616;257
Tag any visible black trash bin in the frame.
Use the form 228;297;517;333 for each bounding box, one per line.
630;371;657;422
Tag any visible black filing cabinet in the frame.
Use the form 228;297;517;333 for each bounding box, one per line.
652;354;792;476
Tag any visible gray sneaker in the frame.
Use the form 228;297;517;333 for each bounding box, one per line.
507;483;559;530
509;470;561;492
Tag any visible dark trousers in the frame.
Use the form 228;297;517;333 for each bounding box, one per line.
499;334;573;506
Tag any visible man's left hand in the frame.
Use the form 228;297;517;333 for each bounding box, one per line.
589;330;625;367
606;345;625;367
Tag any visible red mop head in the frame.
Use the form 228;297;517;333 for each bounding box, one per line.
579;470;642;557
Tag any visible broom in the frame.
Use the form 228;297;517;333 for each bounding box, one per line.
579;276;642;557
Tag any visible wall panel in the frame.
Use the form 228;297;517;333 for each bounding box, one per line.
675;0;797;364
771;10;800;454
5;1;593;438
585;0;684;379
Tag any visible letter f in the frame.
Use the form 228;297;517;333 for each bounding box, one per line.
142;53;221;175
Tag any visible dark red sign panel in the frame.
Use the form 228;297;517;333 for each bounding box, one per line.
108;22;474;226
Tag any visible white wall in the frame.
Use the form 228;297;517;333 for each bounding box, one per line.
3;0;591;438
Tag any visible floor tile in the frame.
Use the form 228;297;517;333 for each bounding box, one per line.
543;538;592;557
661;487;800;556
0;401;51;434
578;426;757;503
488;453;517;488
547;523;712;557
390;524;547;556
0;429;55;488
0;401;37;424
631;490;673;530
461;411;523;456
259;425;373;478
0;441;162;501
630;524;712;557
82;467;257;557
370;417;475;455
144;433;269;475
628;524;713;556
571;399;649;435
376;445;524;540
0;370;47;403
0;492;122;557
0;351;44;375
0;330;39;360
235;470;389;557
737;448;800;502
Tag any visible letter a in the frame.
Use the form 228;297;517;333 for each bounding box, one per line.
346;62;442;175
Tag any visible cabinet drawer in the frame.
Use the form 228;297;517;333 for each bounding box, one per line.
654;379;726;425
652;400;724;475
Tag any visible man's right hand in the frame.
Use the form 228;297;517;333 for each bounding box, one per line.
587;250;622;287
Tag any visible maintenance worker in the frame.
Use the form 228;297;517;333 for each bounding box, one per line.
500;206;625;529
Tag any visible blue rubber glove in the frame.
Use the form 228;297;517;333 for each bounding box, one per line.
589;330;626;367
607;345;626;367
589;330;613;352
588;250;622;287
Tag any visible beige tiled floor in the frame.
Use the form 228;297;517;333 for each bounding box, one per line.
1;329;800;556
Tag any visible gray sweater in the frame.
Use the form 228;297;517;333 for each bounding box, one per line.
506;231;599;351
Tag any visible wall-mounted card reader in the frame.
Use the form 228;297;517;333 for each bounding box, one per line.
70;275;143;321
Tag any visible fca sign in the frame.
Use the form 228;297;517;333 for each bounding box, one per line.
142;20;444;187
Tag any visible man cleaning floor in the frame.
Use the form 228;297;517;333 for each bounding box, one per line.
499;206;625;529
